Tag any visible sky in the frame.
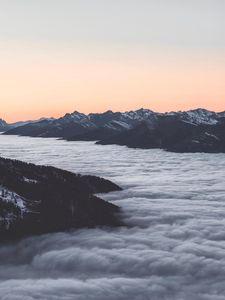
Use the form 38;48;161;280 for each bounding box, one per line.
0;0;225;122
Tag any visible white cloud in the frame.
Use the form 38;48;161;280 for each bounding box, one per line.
0;136;225;299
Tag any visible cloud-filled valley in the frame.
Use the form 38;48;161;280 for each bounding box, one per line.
0;135;225;299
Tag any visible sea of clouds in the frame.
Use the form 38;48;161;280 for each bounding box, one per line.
0;135;225;300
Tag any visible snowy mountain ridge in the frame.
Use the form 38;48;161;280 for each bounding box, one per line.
2;108;225;140
166;108;224;125
59;108;225;127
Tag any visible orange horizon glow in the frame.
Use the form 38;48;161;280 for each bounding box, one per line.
1;46;225;123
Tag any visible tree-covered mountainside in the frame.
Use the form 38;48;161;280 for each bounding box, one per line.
0;157;122;241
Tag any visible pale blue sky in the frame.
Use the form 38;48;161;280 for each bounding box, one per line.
0;0;224;50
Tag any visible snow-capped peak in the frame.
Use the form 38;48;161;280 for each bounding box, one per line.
63;111;87;121
180;108;219;125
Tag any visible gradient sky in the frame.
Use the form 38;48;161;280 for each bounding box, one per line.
0;0;225;122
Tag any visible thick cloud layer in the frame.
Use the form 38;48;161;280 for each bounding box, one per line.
0;135;225;299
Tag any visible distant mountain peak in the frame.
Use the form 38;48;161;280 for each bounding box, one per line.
0;118;7;125
62;111;88;122
3;108;225;147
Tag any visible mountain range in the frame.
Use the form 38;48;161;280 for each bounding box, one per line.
2;108;225;153
0;117;55;132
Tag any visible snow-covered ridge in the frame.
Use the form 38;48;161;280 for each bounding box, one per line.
2;108;225;140
120;108;156;120
162;108;225;125
0;185;27;229
63;111;88;122
2;108;225;131
0;185;26;210
61;108;225;127
56;111;97;128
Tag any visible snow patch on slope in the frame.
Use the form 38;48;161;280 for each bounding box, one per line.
23;177;38;184
0;186;26;210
